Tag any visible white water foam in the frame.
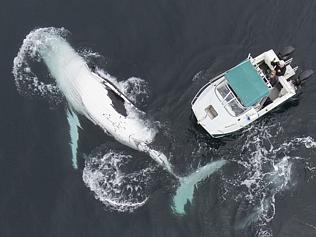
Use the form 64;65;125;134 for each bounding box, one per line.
222;122;316;237
83;147;154;212
12;28;65;105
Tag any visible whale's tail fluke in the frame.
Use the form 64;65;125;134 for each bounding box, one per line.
172;160;227;214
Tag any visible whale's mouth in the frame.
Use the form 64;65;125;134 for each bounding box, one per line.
91;69;140;117
106;89;127;116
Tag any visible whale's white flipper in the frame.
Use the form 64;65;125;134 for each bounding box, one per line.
66;108;81;169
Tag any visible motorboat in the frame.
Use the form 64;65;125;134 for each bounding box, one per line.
191;48;313;137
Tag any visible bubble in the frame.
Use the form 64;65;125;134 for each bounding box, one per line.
12;27;68;105
221;121;316;235
83;145;155;212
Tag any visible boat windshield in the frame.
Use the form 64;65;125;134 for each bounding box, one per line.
216;83;247;116
226;99;245;116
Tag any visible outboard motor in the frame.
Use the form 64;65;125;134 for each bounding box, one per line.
278;46;296;60
292;69;314;86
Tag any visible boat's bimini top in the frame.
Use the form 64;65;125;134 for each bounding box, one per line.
225;59;269;107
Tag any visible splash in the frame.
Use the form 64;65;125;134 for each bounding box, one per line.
82;146;154;212
172;160;227;214
222;121;316;236
66;108;81;169
12;28;65;105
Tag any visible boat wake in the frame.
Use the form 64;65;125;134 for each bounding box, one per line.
222;121;316;237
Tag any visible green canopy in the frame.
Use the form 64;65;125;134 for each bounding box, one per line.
225;60;269;107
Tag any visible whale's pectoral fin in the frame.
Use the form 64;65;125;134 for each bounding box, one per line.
66;108;82;169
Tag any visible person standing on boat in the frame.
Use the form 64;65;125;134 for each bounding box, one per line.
269;59;286;86
271;59;286;76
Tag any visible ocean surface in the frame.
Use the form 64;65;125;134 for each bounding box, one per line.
1;1;316;237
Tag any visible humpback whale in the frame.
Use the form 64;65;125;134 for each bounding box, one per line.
13;27;226;213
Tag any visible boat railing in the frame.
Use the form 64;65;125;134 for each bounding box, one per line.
293;66;298;72
191;72;225;105
255;65;273;88
285;58;293;66
248;54;254;61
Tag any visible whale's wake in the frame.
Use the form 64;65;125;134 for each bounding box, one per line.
83;145;155;212
12;28;64;105
222;121;316;237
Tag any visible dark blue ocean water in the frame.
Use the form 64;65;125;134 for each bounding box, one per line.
1;0;316;237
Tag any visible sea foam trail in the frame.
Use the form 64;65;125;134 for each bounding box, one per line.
82;147;153;212
12;28;175;211
222;122;316;237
